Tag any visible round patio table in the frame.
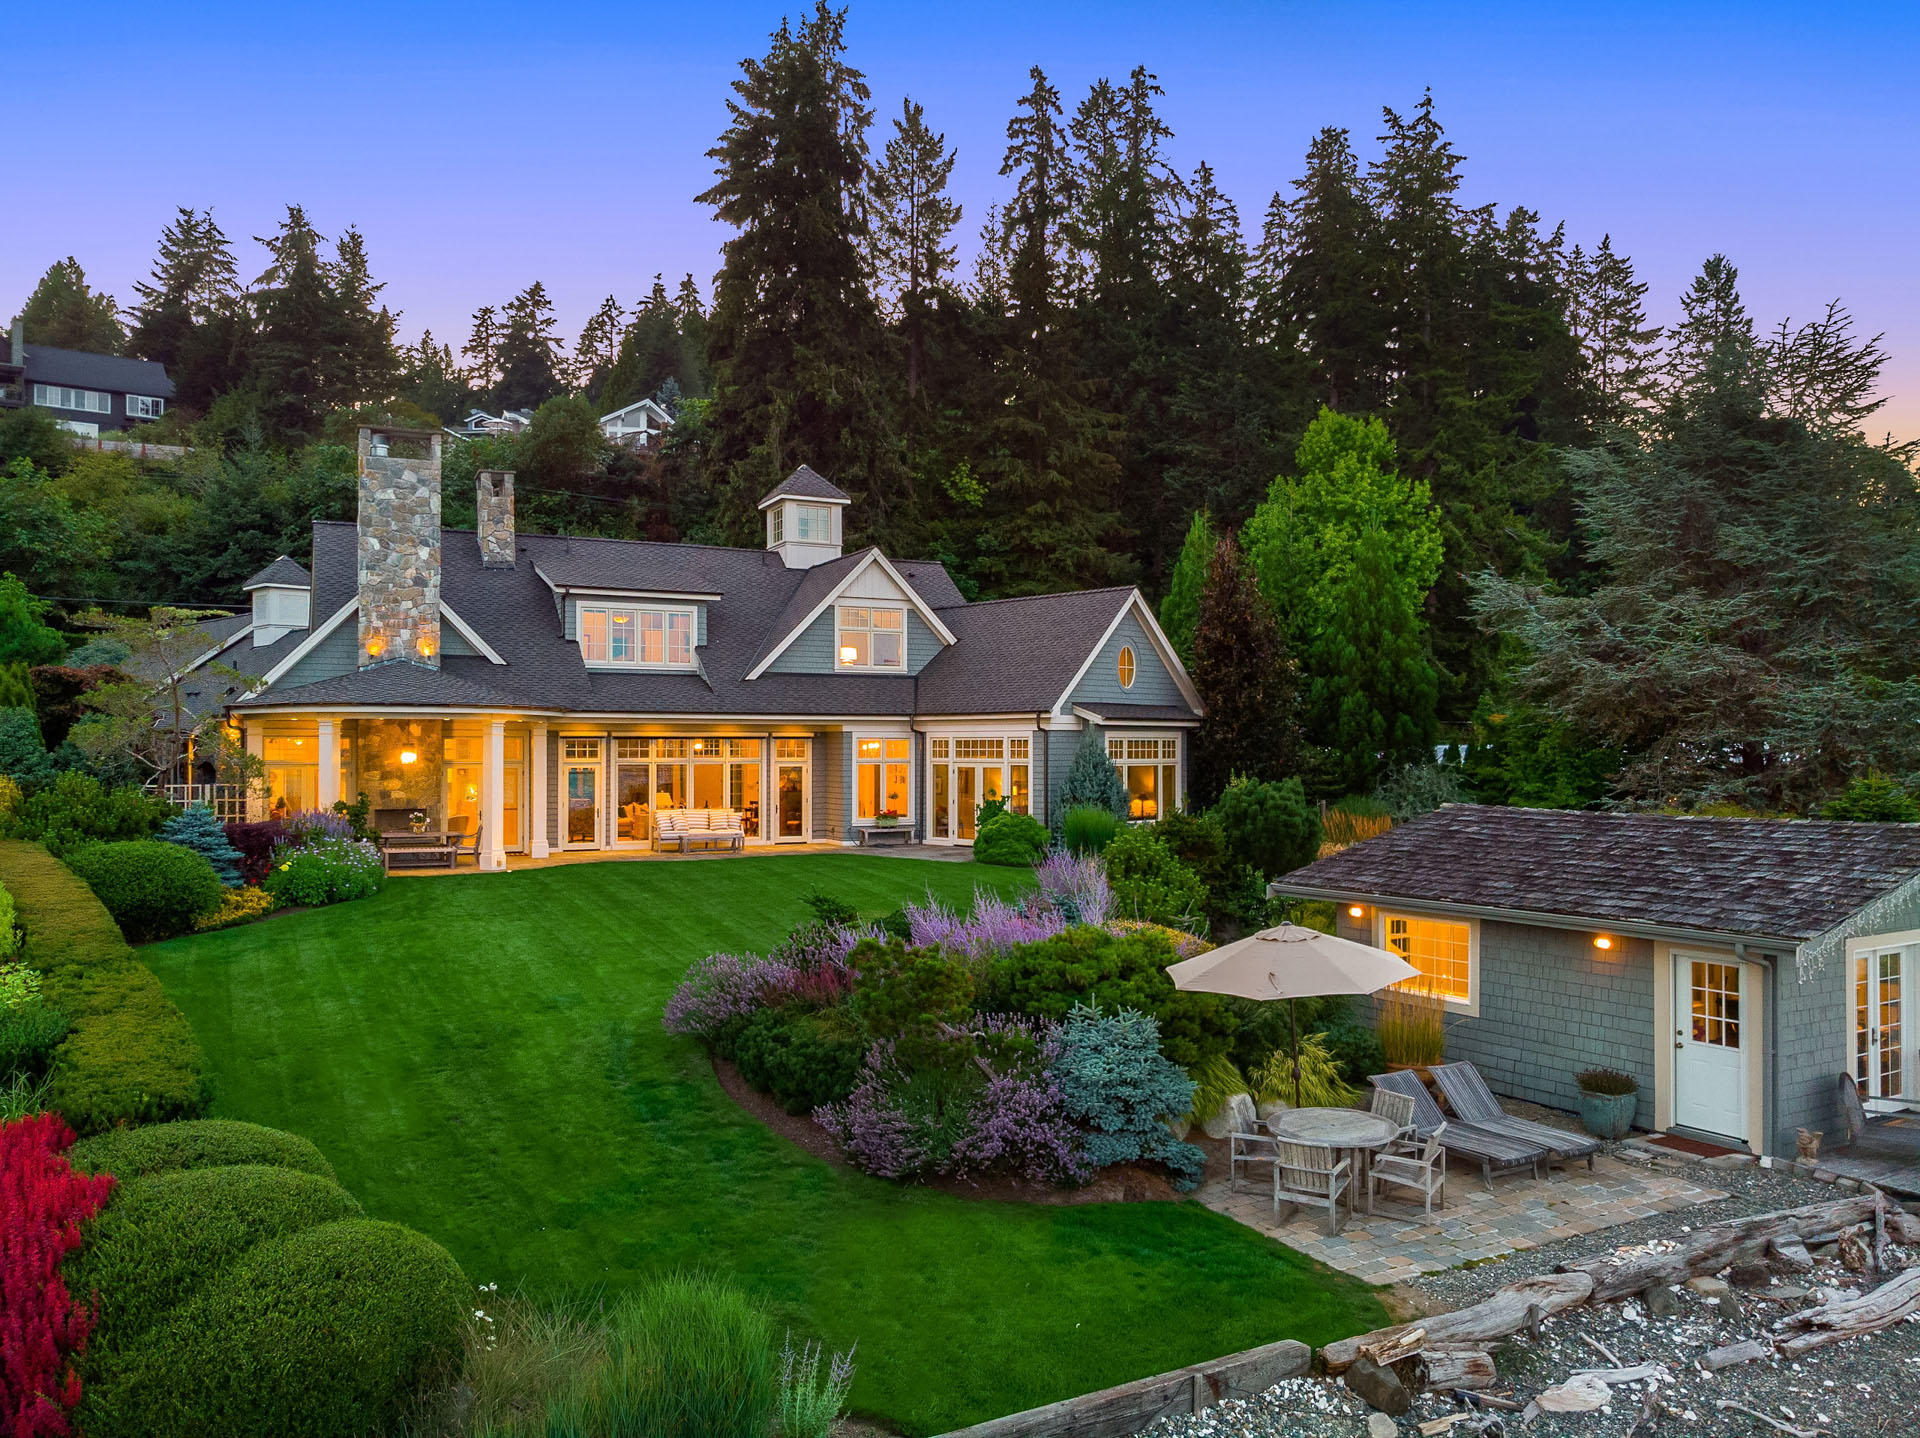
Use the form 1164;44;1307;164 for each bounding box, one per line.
1266;1108;1400;1216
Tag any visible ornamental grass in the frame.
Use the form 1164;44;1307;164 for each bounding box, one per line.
1376;978;1446;1068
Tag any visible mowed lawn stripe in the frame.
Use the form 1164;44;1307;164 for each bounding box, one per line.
146;855;1385;1433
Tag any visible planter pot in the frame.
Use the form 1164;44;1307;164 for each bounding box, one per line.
875;815;900;829
1577;1088;1637;1139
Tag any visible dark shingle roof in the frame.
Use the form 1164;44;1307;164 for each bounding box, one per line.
23;344;174;398
244;555;312;589
1073;702;1199;723
248;659;529;710
747;551;869;673
914;589;1134;714
1277;804;1920;942
760;465;850;506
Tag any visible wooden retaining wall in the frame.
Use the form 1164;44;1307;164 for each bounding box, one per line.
934;1337;1311;1438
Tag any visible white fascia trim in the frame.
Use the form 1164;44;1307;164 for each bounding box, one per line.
258;598;358;688
439;602;507;665
1070;705;1200;728
236;702;557;717
598;399;673;425
743;549;958;681
757;490;852;512
1050;590;1202;716
558;712;914;725
532;566;723;603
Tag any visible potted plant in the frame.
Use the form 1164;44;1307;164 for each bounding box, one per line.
408;808;430;834
875;808;901;829
1575;1068;1639;1139
1377;980;1445;1082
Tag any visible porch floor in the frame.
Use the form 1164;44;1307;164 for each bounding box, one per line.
385;841;976;875
1815;1149;1920;1198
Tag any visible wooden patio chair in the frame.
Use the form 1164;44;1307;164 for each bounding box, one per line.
1369;1070;1544;1190
1431;1061;1600;1172
1369;1124;1448;1216
1275;1139;1351;1235
1229;1126;1279;1190
1835;1075;1920;1159
1369;1086;1419;1152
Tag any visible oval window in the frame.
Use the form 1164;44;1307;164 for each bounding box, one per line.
1117;645;1136;689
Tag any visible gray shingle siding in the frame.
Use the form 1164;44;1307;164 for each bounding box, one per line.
1071;614;1181;708
765;608;941;676
278;621;358;686
1776;958;1845;1156
440;625;479;657
810;731;847;842
1043;727;1085;826
906;612;939;675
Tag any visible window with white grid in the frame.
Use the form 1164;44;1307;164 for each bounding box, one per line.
1385;914;1474;1005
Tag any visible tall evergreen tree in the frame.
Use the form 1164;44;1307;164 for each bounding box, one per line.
127;207;240;372
673;276;712;398
1157;508;1213;663
397;330;469;423
1190;533;1297;805
329;225;400;406
249;206;342;439
1566;234;1661;428
572;294;626;401
494;282;565;412
13;258;126;353
870;97;962;403
462;305;502;401
699;2;903;545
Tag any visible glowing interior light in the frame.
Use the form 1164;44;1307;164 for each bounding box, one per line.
400;750;418;765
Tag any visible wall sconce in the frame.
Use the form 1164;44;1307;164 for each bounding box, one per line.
366;636;386;657
1348;905;1365;920
419;638;435;657
400;750;418;765
1593;935;1614;951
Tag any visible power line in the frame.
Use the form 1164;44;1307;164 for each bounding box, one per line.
37;595;245;611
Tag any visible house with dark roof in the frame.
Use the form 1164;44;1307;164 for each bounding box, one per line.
1275;804;1920;1159
2;320;174;434
187;427;1198;866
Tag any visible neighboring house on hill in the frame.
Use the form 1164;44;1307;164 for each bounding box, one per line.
0;319;174;434
188;426;1198;865
599;397;673;449
1276;804;1920;1160
447;409;534;440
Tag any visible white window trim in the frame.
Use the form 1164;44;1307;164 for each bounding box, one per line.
743;549;956;680
1117;644;1136;689
852;732;914;826
33;383;111;414
922;729;1036;841
793;504;834;543
127;394;167;419
1374;910;1481;1017
577;602;699;670
835;604;907;671
1105;731;1181;823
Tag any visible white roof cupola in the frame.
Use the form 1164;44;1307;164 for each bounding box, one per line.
243;554;312;645
759;465;850;569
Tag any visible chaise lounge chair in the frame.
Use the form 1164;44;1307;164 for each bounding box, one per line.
1430;1061;1602;1173
1369;1070;1546;1190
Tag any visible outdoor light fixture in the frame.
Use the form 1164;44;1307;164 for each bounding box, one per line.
400;750;418;765
366;636;385;657
1348;906;1365;919
1594;935;1614;951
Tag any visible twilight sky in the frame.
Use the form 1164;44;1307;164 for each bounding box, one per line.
9;0;1917;440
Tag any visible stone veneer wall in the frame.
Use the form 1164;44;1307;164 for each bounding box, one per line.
354;718;445;825
357;431;442;667
477;470;515;568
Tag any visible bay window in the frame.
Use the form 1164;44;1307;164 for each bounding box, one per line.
1107;736;1180;820
837;606;904;668
578;604;694;667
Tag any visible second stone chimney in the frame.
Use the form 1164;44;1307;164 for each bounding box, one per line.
477;470;516;568
357;425;442;669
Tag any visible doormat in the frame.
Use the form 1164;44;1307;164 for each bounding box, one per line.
1645;1133;1741;1159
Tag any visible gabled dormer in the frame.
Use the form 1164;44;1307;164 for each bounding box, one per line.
760;465;851;569
243;554;312;645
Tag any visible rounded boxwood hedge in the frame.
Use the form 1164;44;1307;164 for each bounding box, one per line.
69;1119;338;1183
65;840;224;942
972;809;1050;866
83;1219;470;1438
68;1164;364;1365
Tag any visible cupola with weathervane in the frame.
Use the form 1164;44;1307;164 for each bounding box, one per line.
759;465;850;569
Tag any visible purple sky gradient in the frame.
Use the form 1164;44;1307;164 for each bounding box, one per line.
10;0;1916;440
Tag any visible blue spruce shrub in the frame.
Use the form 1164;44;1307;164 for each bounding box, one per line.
1054;733;1129;830
1052;1002;1205;1189
158;805;245;887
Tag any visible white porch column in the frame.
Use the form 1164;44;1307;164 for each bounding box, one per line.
484;718;507;871
243;722;266;821
315;718;339;813
530;722;550;857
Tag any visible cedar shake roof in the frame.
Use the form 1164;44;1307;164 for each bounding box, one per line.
759;465;851;506
243;555;312;589
1277;803;1920;942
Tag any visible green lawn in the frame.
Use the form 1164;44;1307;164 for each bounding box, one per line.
144;855;1386;1433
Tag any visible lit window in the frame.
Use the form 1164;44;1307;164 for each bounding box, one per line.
775;737;808;760
1117;645;1136;688
836;606;904;668
1107;734;1177;821
1386;915;1473;1004
856;736;911;819
578;605;695;667
563;738;601;760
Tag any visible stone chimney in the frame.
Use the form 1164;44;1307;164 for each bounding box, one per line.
477;470;516;568
9;319;21;367
356;426;442;668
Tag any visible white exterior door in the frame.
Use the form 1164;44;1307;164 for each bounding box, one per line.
1673;957;1747;1139
1855;945;1913;1100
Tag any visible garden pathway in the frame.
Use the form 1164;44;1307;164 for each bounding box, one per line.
1200;1154;1727;1285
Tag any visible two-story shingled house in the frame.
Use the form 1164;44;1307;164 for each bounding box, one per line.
187;426;1200;865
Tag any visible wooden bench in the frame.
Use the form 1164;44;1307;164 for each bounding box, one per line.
856;824;913;848
654;809;746;853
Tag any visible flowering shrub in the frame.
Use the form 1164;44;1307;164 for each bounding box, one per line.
903;888;1066;963
281;809;358;845
944;1015;1088;1185
1;1112;115;1438
191;885;280;932
262;837;385;908
1106;918;1212;960
1034;851;1114;927
663;952;792;1040
223;821;289;885
814;1043;929;1179
1053;1003;1205;1190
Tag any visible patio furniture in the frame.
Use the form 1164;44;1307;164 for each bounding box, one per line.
1274;1139;1352;1235
653;809;746;853
1267;1107;1399;1215
1370;1086;1418;1150
1835;1075;1920;1159
856;824;914;848
1369;1070;1545;1190
1369;1125;1448;1216
378;832;457;871
1431;1061;1601;1172
1229;1127;1280;1189
451;823;482;867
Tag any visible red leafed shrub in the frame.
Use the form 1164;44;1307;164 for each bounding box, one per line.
2;1113;116;1438
224;821;288;886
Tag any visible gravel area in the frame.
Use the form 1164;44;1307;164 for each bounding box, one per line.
1141;1154;1920;1438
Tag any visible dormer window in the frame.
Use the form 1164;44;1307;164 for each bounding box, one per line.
580;604;694;667
837;605;904;668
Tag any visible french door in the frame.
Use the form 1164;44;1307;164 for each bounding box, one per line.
562;738;602;848
1856;945;1915;1101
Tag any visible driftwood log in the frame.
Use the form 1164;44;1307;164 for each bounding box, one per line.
1422;1349;1498;1391
1701;1337;1773;1370
1322;1273;1594;1373
1558;1193;1919;1302
1774;1265;1920;1358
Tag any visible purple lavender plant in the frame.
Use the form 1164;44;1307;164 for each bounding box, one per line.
905;888;1066;963
280;808;357;845
1034;850;1113;927
814;1043;930;1179
662;952;795;1038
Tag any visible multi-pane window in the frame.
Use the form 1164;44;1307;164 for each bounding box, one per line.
775;737;808;760
794;505;832;541
578;605;694;666
856;737;911;819
836;606;904;668
955;738;1003;759
1386;915;1473;1004
1107;736;1179;820
33;384;110;413
563;738;601;760
127;394;166;420
1690;961;1742;1049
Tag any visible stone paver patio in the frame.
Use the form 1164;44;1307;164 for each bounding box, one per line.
1200;1154;1727;1285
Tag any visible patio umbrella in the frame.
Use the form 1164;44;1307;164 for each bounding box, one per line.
1168;923;1417;1108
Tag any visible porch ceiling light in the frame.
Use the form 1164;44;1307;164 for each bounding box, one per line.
400;750;418;765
